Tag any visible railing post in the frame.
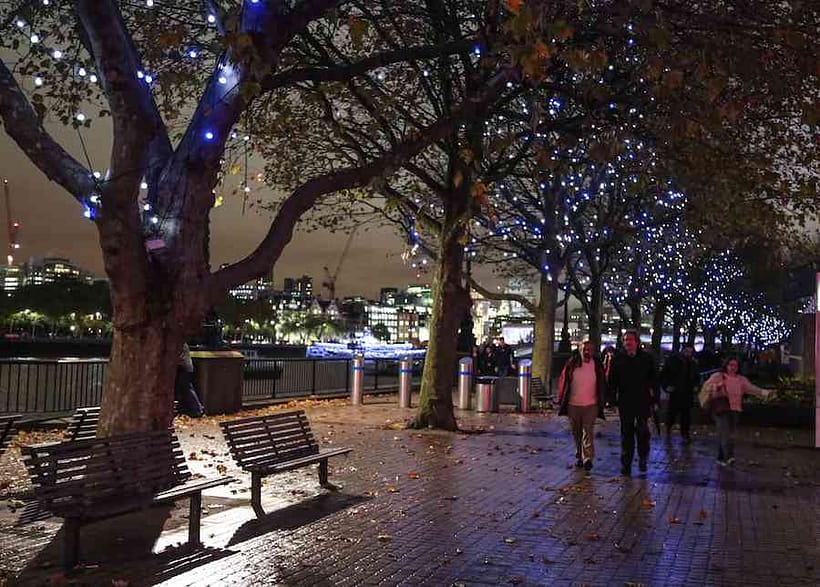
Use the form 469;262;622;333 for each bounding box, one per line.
374;359;379;391
398;357;412;408
311;359;317;395
518;359;532;413
351;354;364;405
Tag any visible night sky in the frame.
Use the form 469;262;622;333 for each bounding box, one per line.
1;119;500;299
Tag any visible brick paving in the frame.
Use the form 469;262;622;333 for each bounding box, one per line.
0;396;817;586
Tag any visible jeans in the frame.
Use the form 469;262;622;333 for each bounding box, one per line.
620;411;650;469
713;411;739;460
568;404;598;462
174;369;205;417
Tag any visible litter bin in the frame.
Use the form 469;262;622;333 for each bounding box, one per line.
190;350;245;415
475;377;498;413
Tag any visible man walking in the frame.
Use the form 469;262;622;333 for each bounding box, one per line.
557;339;606;471
661;344;699;443
608;330;659;476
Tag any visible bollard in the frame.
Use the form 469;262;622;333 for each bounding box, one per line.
475;379;498;413
457;357;473;410
398;357;412;408
351;354;364;405
518;359;532;413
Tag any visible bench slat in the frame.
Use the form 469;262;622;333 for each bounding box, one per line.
248;447;353;473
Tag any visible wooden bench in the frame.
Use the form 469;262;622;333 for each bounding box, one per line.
531;376;552;410
22;429;232;569
220;410;352;517
0;414;20;456
63;406;101;441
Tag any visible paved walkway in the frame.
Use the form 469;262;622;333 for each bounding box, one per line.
0;396;817;586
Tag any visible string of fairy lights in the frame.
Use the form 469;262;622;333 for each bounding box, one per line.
4;2;797;343
5;0;266;237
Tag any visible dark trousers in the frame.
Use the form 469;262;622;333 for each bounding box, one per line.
620;411;650;468
666;394;692;438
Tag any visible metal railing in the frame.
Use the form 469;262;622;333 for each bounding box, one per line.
241;357;424;402
0;358;107;414
0;356;425;415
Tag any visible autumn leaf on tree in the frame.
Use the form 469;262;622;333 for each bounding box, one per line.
505;0;523;14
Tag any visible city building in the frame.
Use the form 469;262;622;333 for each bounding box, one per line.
24;257;89;285
0;264;22;292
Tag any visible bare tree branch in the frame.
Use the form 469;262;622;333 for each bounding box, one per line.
0;60;94;200
468;276;537;314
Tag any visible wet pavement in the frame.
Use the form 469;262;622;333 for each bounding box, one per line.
0;395;817;586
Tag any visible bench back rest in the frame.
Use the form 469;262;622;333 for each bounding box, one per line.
22;429;190;515
220;410;319;470
63;406;101;441
0;415;20;453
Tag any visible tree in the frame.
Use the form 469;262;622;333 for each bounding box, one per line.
0;0;506;433
371;322;390;342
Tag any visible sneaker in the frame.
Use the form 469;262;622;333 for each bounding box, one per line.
727;457;736;465
575;459;584;468
638;459;647;473
583;460;593;471
716;458;728;467
620;465;631;476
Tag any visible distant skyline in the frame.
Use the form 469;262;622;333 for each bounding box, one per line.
1;119;502;299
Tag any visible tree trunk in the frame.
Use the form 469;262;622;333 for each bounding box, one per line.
628;297;642;330
587;281;604;351
686;319;698;347
413;218;471;431
651;300;665;360
702;325;717;349
531;275;558;387
100;319;182;435
671;310;683;352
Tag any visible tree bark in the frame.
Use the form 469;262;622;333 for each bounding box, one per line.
671;310;683;352
412;214;470;431
651;300;665;360
587;281;604;351
531;274;557;387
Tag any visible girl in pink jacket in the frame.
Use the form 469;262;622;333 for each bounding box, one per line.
703;357;771;466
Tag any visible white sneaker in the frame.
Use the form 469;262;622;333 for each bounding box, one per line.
716;459;728;467
727;457;736;465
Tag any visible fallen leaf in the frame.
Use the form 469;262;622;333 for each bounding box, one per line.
407;471;420;480
668;516;681;524
503;537;516;544
386;486;400;493
698;510;708;519
377;534;392;541
641;498;656;509
585;532;601;541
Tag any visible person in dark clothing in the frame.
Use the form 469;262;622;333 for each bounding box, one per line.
494;337;514;376
608;329;659;476
477;343;496;376
175;342;205;417
661;344;700;443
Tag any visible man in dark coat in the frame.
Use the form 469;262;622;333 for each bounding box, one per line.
608;329;659;476
661;344;699;443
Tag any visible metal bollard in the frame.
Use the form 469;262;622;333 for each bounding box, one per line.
475;379;497;413
351;354;364;405
457;357;473;410
398;357;412;408
518;359;532;413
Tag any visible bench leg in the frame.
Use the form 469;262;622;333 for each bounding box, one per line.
319;458;339;490
63;517;81;570
188;492;202;546
251;472;265;517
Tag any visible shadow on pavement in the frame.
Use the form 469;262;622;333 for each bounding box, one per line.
228;492;370;547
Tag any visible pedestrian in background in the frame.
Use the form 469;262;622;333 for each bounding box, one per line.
557;339;606;471
701;356;772;466
661;344;700;444
608;330;659;476
175;342;205;418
